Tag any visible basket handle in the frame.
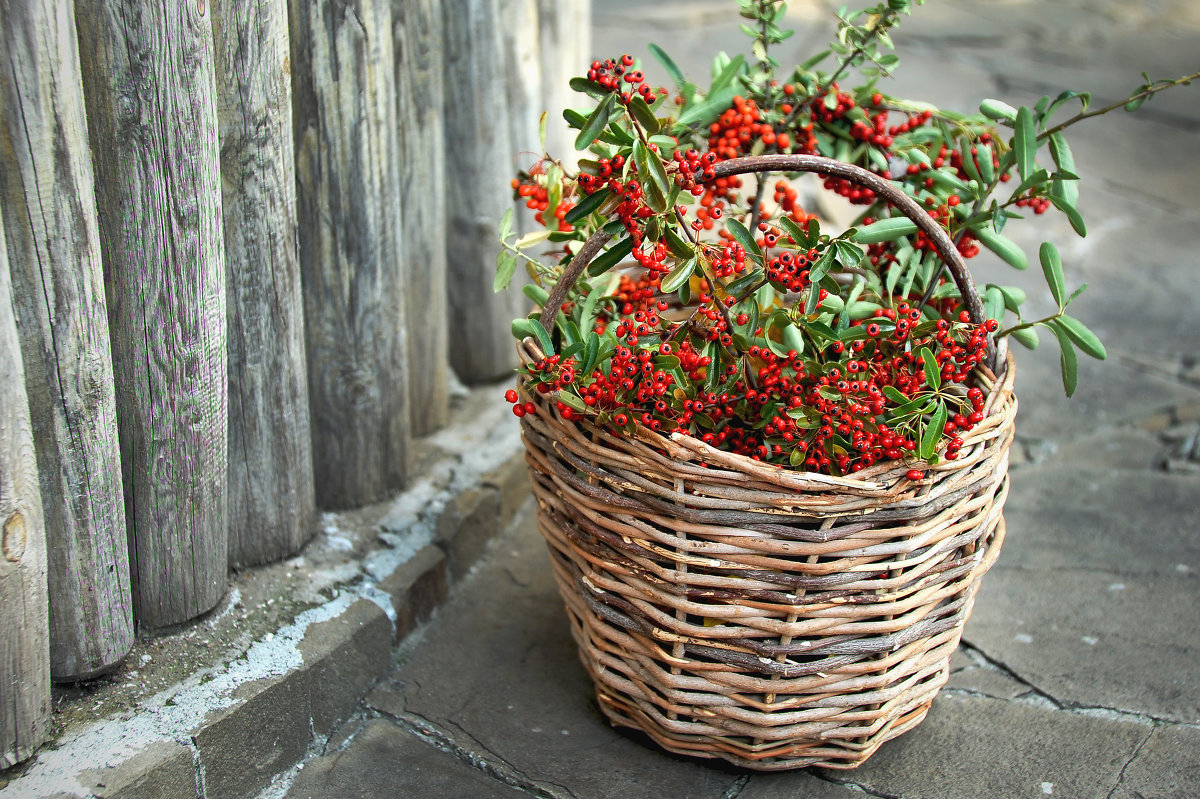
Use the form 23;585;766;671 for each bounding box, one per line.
538;153;985;334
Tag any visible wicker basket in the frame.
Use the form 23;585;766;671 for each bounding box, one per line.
518;155;1016;770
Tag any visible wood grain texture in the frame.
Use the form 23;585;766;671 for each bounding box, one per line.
0;211;51;769
75;0;229;627
441;0;526;384
289;0;410;508
213;0;316;567
394;0;449;436
0;0;133;680
536;0;590;166
500;0;543;180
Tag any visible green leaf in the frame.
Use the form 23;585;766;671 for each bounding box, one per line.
808;247;836;284
919;346;940;390
852;217;918;244
834;239;865;268
575;93;617;151
987;283;1027;313
641;142;672;202
980;98;1018;122
984;285;1005;323
799;48;831;70
522;283;550;306
648;43;687;87
993;203;1009;234
1048;132;1079;206
559;318;582;347
564;188;611;225
495;249;518;292
1013;105;1037;183
563;108;588;130
512;317;555;355
580;332;601;376
818;385;842;401
498;207;514;241
1057;315;1107;360
660;257;697;294
1045;89;1090;119
725;217;764;264
627;94;660;134
920;401;948;461
778;215;807;246
569;76;612;101
882;385;908;405
632;139;669;213
514;229;552;249
1011;167;1051;198
974;225;1028;269
1049;193;1088;237
676;56;745;128
557;392;587;412
1049;322;1079;397
960;139;983;184
580;271;620;332
664;226;695;258
1010;326;1039;350
976;143;995;183
587;236;634;277
1039;242;1067;308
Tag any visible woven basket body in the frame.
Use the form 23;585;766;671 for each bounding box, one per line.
520;346;1016;770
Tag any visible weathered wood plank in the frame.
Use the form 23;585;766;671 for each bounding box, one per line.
0;0;132;681
537;0;591;165
441;0;527;384
289;0;410;508
75;0;229;627
213;0;316;567
500;0;544;178
0;210;51;769
394;0;450;436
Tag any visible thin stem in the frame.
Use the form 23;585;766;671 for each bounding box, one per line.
998;311;1063;339
1040;71;1200;140
781;9;898;130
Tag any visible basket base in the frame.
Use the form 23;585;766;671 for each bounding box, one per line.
594;673;941;771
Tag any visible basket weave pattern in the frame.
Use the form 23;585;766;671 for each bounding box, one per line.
520;344;1016;770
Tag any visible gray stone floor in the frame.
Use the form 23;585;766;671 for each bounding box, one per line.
278;3;1200;797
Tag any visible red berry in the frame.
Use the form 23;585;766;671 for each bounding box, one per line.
906;469;925;481
505;389;519;404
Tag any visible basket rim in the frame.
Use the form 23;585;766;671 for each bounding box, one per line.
516;337;1016;496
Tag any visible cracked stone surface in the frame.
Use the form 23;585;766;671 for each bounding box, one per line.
270;2;1200;796
283;719;529;799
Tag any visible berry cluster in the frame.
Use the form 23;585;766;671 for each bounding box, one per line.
585;55;663;106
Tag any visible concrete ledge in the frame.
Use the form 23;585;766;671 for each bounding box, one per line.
1;408;530;799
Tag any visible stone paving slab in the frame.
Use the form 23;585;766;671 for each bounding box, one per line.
284;719;530;799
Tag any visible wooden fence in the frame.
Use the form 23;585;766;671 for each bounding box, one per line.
0;0;589;768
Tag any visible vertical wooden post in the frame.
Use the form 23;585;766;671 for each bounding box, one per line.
212;0;316;567
75;0;229;627
289;0;410;508
537;0;591;165
441;0;527;384
500;0;544;179
395;0;450;437
0;0;132;681
0;212;51;769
